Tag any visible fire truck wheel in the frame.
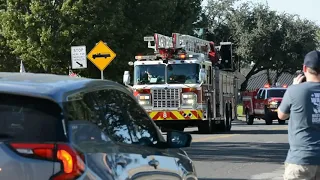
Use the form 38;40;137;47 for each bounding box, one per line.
198;102;213;134
245;110;254;125
229;103;234;121
224;103;231;131
265;114;273;125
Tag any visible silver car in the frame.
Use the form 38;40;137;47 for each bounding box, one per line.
0;73;197;180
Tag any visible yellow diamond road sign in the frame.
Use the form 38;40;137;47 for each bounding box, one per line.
87;41;116;71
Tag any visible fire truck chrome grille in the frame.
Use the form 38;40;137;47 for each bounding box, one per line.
152;88;180;108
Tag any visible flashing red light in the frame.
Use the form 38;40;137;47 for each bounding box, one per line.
179;54;186;59
182;87;197;93
264;84;270;88
133;89;151;96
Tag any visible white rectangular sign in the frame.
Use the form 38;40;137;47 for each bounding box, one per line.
71;46;87;69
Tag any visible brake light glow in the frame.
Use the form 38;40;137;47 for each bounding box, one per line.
9;143;85;180
264;84;270;88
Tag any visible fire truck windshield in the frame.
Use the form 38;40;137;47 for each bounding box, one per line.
135;64;165;85
267;89;286;98
167;64;200;84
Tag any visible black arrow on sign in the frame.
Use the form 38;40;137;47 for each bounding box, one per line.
76;62;83;67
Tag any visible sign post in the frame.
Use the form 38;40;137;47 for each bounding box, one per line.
71;46;87;69
87;41;116;80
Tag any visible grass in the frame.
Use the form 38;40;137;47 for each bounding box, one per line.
237;104;244;117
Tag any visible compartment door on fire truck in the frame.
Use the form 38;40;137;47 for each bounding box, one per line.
255;89;266;114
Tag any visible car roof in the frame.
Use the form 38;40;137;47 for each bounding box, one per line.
0;72;128;102
261;87;287;91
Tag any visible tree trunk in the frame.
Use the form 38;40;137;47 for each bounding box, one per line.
274;69;283;85
240;63;259;91
266;69;271;85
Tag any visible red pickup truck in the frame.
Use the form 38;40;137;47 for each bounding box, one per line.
242;84;287;125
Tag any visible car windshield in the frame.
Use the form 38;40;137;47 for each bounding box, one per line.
267;89;286;98
134;64;165;85
167;64;200;84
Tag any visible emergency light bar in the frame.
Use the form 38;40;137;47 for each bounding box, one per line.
264;83;288;88
135;55;157;60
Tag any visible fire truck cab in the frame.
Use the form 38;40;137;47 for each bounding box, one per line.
123;33;239;134
242;83;288;125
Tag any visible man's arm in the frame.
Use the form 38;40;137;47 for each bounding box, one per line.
277;88;292;120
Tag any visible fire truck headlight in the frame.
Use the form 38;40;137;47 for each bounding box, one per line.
137;94;151;106
268;101;278;108
182;93;197;106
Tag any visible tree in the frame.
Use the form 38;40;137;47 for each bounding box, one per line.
0;0;127;75
211;2;319;90
272;14;319;83
200;0;238;42
0;34;20;72
0;0;202;82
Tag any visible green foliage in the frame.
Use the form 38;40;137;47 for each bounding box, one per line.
202;0;320;90
0;0;202;81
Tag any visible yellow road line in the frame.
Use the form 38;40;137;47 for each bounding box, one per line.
192;134;237;142
271;127;288;130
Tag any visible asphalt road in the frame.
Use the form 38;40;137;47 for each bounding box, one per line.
184;118;289;180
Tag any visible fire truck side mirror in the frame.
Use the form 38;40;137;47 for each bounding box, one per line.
123;71;131;85
199;68;207;83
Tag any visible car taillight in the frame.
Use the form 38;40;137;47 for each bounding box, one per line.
9;143;85;180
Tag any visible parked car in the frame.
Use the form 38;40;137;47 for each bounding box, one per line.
0;72;197;180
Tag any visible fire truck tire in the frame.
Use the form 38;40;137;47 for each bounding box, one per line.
245;110;254;125
198;101;213;134
264;113;273;125
278;119;286;125
224;103;232;131
229;103;234;121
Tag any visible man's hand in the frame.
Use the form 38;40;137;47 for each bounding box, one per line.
278;109;289;120
293;74;306;85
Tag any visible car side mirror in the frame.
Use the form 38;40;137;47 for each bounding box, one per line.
167;130;192;148
123;71;131;85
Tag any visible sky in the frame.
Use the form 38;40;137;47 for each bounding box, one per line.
202;0;320;25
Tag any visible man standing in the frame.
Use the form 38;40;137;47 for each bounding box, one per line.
278;50;320;180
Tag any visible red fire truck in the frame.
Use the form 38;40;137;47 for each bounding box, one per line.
123;33;238;133
242;83;288;125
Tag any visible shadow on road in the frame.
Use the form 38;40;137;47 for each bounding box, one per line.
189;128;287;135
230;129;287;135
185;142;288;164
199;179;247;180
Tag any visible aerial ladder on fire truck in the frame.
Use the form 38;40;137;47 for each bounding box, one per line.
123;32;239;133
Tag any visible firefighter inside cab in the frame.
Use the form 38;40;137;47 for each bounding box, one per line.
242;83;288;125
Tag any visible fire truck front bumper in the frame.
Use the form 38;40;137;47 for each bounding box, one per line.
147;110;204;121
